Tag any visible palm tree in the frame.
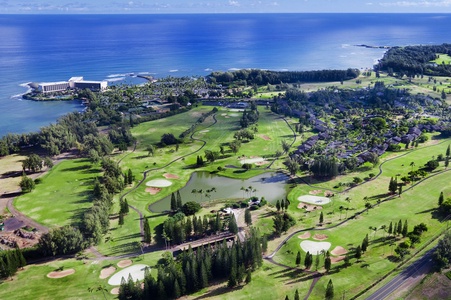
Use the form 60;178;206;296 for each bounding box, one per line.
380;225;387;240
410;161;415;172
240;186;246;199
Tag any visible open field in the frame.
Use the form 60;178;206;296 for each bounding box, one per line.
14;159;102;227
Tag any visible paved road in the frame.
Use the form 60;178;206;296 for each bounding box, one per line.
366;248;435;300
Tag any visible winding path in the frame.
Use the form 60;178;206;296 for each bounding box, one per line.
117;114;219;239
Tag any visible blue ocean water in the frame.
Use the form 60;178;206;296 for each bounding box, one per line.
1;13;451;137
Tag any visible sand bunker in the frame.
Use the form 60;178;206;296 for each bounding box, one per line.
111;287;120;295
47;269;75;278
259;134;271;141
298;232;311;239
117;260;132;268
297;202;322;212
163;173;179;179
239;157;266;164
325;191;334;197
145;187;161;195
108;264;149;286
100;266;116;279
255;161;269;166
331;246;348;256
313;234;328;241
199;130;210;133
331;256;346;264
309;190;322;195
297;195;331;205
145;179;172;188
300;241;331;254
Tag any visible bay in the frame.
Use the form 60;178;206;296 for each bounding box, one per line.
1;13;450;137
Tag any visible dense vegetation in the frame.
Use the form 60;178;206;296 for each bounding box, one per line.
209;68;360;85
119;229;263;299
376;43;451;77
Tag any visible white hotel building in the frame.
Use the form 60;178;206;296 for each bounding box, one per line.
36;77;108;93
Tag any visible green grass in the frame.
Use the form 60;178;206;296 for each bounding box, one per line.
14;159;102;227
431;53;451;65
0;252;163;300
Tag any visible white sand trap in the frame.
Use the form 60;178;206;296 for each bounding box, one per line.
240;157;265;164
297;195;331;205
145;179;172;188
300;241;331;254
229;113;240;117
108;264;149;286
111;287;120;295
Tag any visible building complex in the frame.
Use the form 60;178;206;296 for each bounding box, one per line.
35;77;108;93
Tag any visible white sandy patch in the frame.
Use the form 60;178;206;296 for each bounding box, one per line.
145;179;172;188
199;130;210;133
297;195;331;205
228;113;240;117
239;157;265;164
300;241;331;255
111;287;120;295
108;264;149;286
228;109;244;112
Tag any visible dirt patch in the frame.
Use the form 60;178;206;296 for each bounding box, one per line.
331;246;348;256
259;134;271;141
330;256;345;264
117;260;132;268
100;266;116;279
313;234;328;241
309;190;322;195
297;202;322;212
145;187;161;195
47;269;75;278
298;232;311;239
255;161;269;166
163;173;179;179
111;287;120;295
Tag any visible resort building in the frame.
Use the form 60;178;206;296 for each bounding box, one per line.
36;77;108;93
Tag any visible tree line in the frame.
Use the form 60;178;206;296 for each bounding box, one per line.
209;69;360;85
119;229;263;299
376;43;451;77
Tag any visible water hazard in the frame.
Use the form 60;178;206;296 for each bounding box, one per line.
148;171;289;212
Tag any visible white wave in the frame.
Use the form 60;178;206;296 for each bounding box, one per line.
228;68;240;71
19;82;32;87
341;44;350;48
204;68;213;72
107;73;128;78
169;69;179;73
105;77;125;82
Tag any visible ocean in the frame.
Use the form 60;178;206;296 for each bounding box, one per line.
1;13;451;137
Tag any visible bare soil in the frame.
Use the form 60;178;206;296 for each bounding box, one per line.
47;269;75;278
100;266;116;279
163;173;179;179
145;187;161;195
297;202;322;212
117;259;132;268
298;232;311;239
331;246;348;256
313;234;328;241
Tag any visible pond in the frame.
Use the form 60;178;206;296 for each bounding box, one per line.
148;171;289;212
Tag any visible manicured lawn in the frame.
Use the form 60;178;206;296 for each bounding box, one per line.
14;159;102;227
0;253;163;300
